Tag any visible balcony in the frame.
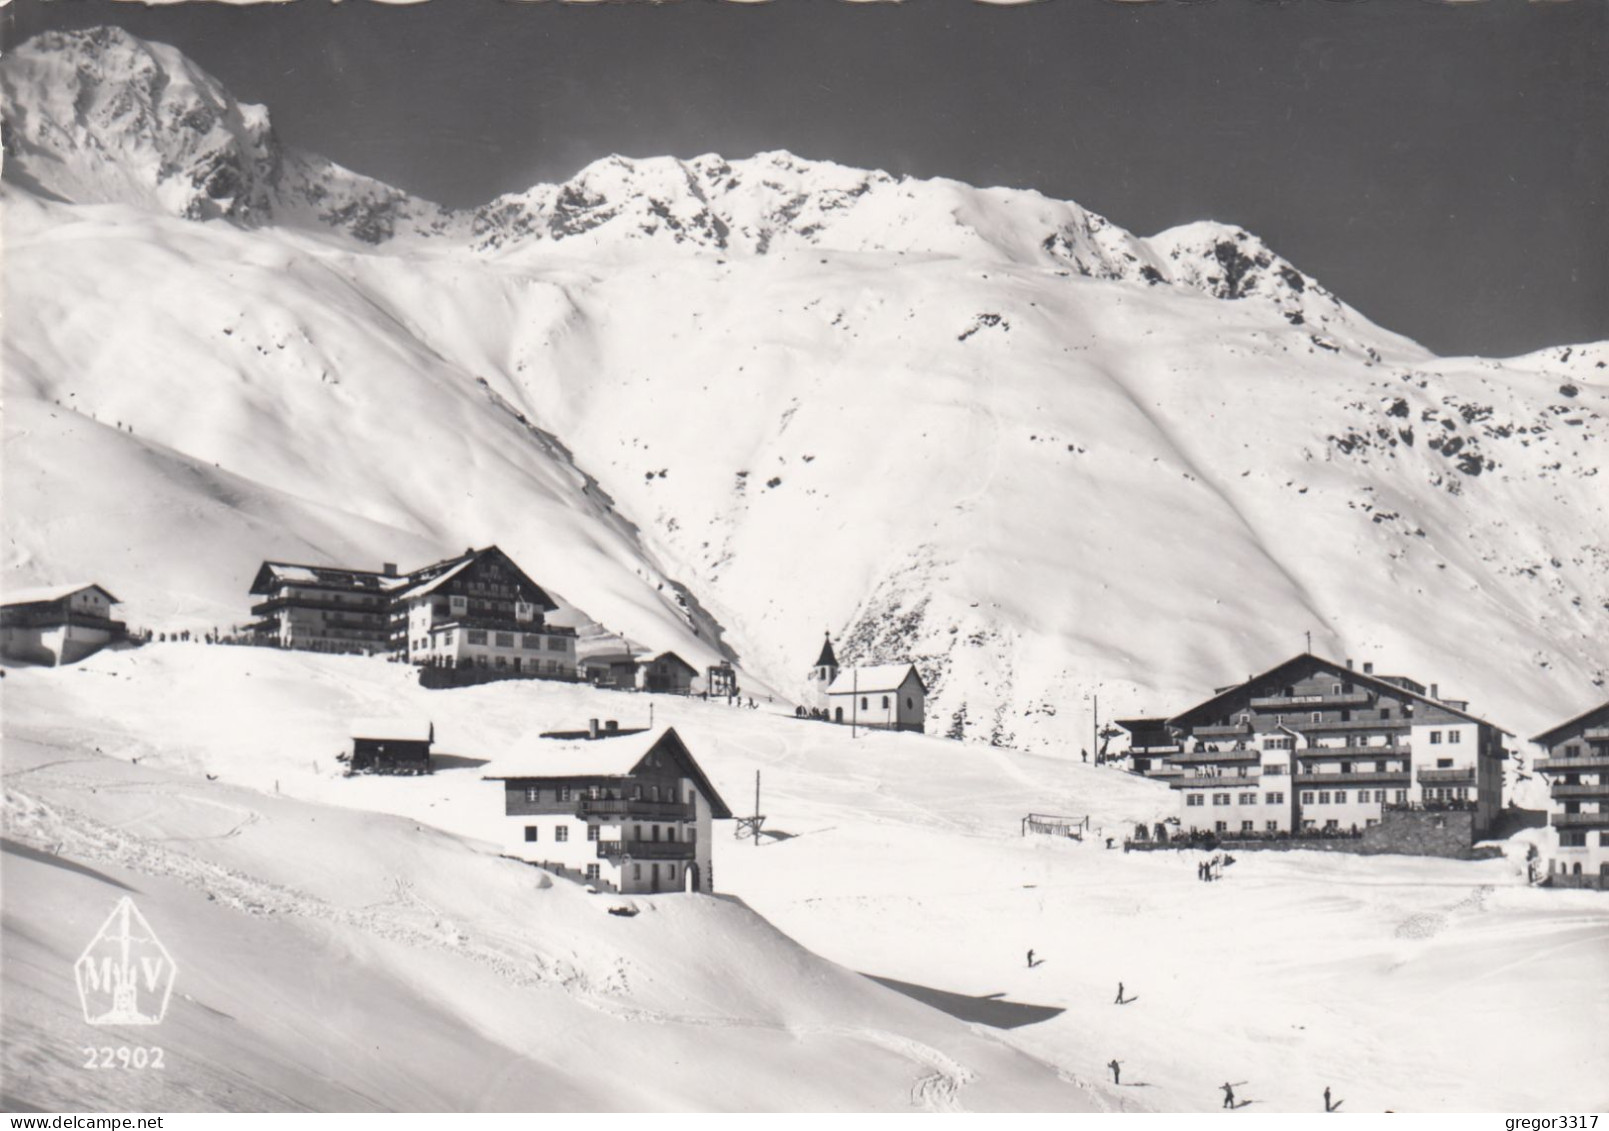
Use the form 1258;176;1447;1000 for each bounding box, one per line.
1;608;128;633
1190;723;1252;737
1296;745;1409;760
1170;775;1261;790
578;798;695;821
1416;767;1476;785
1168;749;1260;765
1295;771;1411;786
251;596;387;619
1583;727;1609;741
1550;783;1609;800
1287;718;1408;733
1248;692;1373;708
1552;811;1609;830
1537;754;1609;773
597;839;696;861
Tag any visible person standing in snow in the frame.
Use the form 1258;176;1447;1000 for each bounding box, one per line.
1222;1083;1236;1109
1108;1059;1122;1085
1081;748;1089;763
1114;982;1124;1004
1026;949;1036;968
1323;1086;1332;1112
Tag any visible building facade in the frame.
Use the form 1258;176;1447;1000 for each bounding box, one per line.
826;663;927;732
1532;701;1609;888
249;547;576;676
483;727;732;894
1;583;126;666
1164;654;1508;844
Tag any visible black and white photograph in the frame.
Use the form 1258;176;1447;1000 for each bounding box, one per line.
1;0;1605;1116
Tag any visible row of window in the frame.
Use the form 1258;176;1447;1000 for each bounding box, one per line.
524;823;692;843
1557;831;1609;848
1187;792;1287;807
1299;789;1403;805
442;629;568;651
852;695;916;711
523;784;684;803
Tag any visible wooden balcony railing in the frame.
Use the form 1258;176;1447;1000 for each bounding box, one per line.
596;839;696;861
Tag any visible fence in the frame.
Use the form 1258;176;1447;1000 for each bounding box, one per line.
1022;812;1088;839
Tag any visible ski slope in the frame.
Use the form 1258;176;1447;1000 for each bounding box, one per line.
5;646;1604;1112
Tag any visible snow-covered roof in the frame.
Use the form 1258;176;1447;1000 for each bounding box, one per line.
2;582;118;607
1531;700;1609;745
351;717;434;743
643;650;697;672
482;727;665;779
391;556;474;601
828;663;925;696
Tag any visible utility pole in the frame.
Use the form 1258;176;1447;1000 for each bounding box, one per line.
852;667;859;739
1305;630;1312;653
1092;693;1098;762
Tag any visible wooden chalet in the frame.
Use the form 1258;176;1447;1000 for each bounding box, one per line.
1532;701;1609;888
349;718;435;775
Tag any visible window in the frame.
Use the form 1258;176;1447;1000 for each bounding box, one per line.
468;630;487;645
525;787;541;803
1187;794;1204;807
1264;762;1287;775
634;825;644;841
1312;712;1322;723
1266;821;1279;832
1213;794;1231;806
1380;708;1392;720
1215;821;1228;833
495;655;508;669
1448;730;1462;744
475;654;488;668
1331;684;1343;695
1366;818;1379;828
1324;819;1339;830
1394;790;1408;804
633;863;642;879
443;630;455;645
1241;821;1255;833
515;601;535;622
861;697;868;710
1429;731;1443;744
1301;791;1315;805
523;635;542;650
585;864;600;882
555;826;569;842
558;786;573;802
1335;790;1348;804
1266;737;1294;751
524;826;538;842
882;695;890;709
906;697;914;709
1600;832;1609;847
1373;790;1385;803
1318;792;1331;805
450;595;468;614
548;637;566;652
667;827;677;841
1437;757;1453;769
587;825;599;842
1239;793;1257;805
1302;819;1316;830
1266;792;1285;804
495;632;514;648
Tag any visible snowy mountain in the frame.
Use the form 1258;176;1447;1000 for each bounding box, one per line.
3;26;1606;746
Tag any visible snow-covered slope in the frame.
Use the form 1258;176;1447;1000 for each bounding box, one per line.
3;26;1605;746
5;647;1605;1111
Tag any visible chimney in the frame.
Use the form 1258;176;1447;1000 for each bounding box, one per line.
605;720;619;733
1346;658;1354;670
382;562;398;577
1430;683;1439;700
1363;662;1374;675
588;718;600;740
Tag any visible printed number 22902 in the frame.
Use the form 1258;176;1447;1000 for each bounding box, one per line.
82;1046;165;1069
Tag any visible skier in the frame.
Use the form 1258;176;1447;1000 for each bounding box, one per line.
1114;982;1125;1004
1081;748;1089;763
1324;1086;1332;1112
1108;1059;1122;1085
1222;1083;1236;1109
1026;949;1036;968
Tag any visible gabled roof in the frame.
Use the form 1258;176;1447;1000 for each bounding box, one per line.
481;726;732;818
643;650;698;674
1167;652;1512;736
1531;700;1609;745
2;582;119;607
828;663;926;696
391;545;558;610
351;718;434;743
815;634;838;669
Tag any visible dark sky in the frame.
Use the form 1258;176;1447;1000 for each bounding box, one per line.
6;0;1605;358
